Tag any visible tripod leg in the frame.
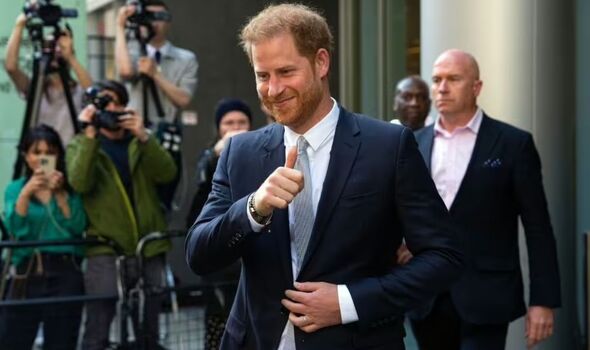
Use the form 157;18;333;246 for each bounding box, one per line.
140;75;166;126
57;59;80;134
13;54;48;180
142;76;150;127
148;77;165;119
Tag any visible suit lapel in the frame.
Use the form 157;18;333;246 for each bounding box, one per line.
418;126;434;172
299;108;361;274
262;124;293;286
449;114;500;213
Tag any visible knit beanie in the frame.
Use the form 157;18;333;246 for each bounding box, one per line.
215;98;253;130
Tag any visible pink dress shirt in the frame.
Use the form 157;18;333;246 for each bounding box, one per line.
431;109;483;209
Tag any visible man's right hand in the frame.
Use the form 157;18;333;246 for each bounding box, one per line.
214;130;248;156
117;5;136;28
396;243;414;265
79;105;97;138
253;146;304;217
15;13;27;29
22;169;48;197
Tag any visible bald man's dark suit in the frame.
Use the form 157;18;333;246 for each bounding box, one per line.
186;107;463;350
411;114;561;348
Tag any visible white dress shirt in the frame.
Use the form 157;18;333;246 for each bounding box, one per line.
247;99;359;349
146;41;172;62
431;108;483;209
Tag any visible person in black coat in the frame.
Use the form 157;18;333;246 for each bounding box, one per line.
186;98;252;349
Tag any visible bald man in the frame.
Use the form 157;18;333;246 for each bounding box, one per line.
409;49;561;349
392;75;431;131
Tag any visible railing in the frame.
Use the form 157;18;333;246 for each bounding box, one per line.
0;231;226;349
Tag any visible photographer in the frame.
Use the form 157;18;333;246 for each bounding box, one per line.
116;0;197;209
0;124;86;350
4;12;93;145
66;80;177;350
115;0;197;127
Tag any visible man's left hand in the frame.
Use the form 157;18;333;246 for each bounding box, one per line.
525;306;554;349
138;57;158;78
282;282;341;333
118;110;149;142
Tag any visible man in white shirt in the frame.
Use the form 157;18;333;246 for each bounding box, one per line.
186;5;463;349
115;0;197;208
115;0;198;127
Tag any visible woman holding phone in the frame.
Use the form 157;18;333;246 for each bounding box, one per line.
0;124;87;349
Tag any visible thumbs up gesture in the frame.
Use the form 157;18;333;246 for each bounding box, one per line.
252;146;305;217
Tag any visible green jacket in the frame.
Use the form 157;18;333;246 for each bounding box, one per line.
66;134;177;257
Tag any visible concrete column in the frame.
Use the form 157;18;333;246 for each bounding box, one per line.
421;1;576;348
576;0;590;345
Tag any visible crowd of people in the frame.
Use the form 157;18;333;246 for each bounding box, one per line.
0;1;561;350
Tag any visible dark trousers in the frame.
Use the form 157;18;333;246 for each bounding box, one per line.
410;293;508;350
0;253;84;350
82;254;165;350
205;283;238;350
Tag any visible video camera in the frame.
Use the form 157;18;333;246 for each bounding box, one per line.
125;0;171;44
127;0;172;25
84;87;127;131
23;0;78;27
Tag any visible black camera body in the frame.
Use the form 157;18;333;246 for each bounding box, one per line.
125;0;171;44
84;87;127;131
24;0;78;27
128;7;171;26
95;110;127;131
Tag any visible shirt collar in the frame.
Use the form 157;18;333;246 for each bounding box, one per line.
147;41;172;59
284;98;339;151
434;107;483;136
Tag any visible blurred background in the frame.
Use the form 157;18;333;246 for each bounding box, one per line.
0;0;588;348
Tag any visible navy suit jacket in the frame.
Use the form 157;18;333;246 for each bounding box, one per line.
186;107;463;349
413;114;561;324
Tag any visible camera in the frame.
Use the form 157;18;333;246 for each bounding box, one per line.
23;0;78;27
127;0;171;26
84;87;127;131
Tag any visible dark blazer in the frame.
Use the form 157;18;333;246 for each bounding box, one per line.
186;107;463;349
413;113;561;324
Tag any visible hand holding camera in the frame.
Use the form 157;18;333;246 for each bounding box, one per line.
117;4;136;29
81;87;127;132
137;56;158;78
15;13;28;29
81;86;148;141
119;110;149;142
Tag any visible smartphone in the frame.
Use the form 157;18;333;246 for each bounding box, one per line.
38;154;57;175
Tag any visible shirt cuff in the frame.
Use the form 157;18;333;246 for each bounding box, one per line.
338;284;359;324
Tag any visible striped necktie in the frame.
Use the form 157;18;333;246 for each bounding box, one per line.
291;136;315;270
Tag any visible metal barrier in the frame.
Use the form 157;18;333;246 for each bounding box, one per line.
0;238;118;305
0;231;228;350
